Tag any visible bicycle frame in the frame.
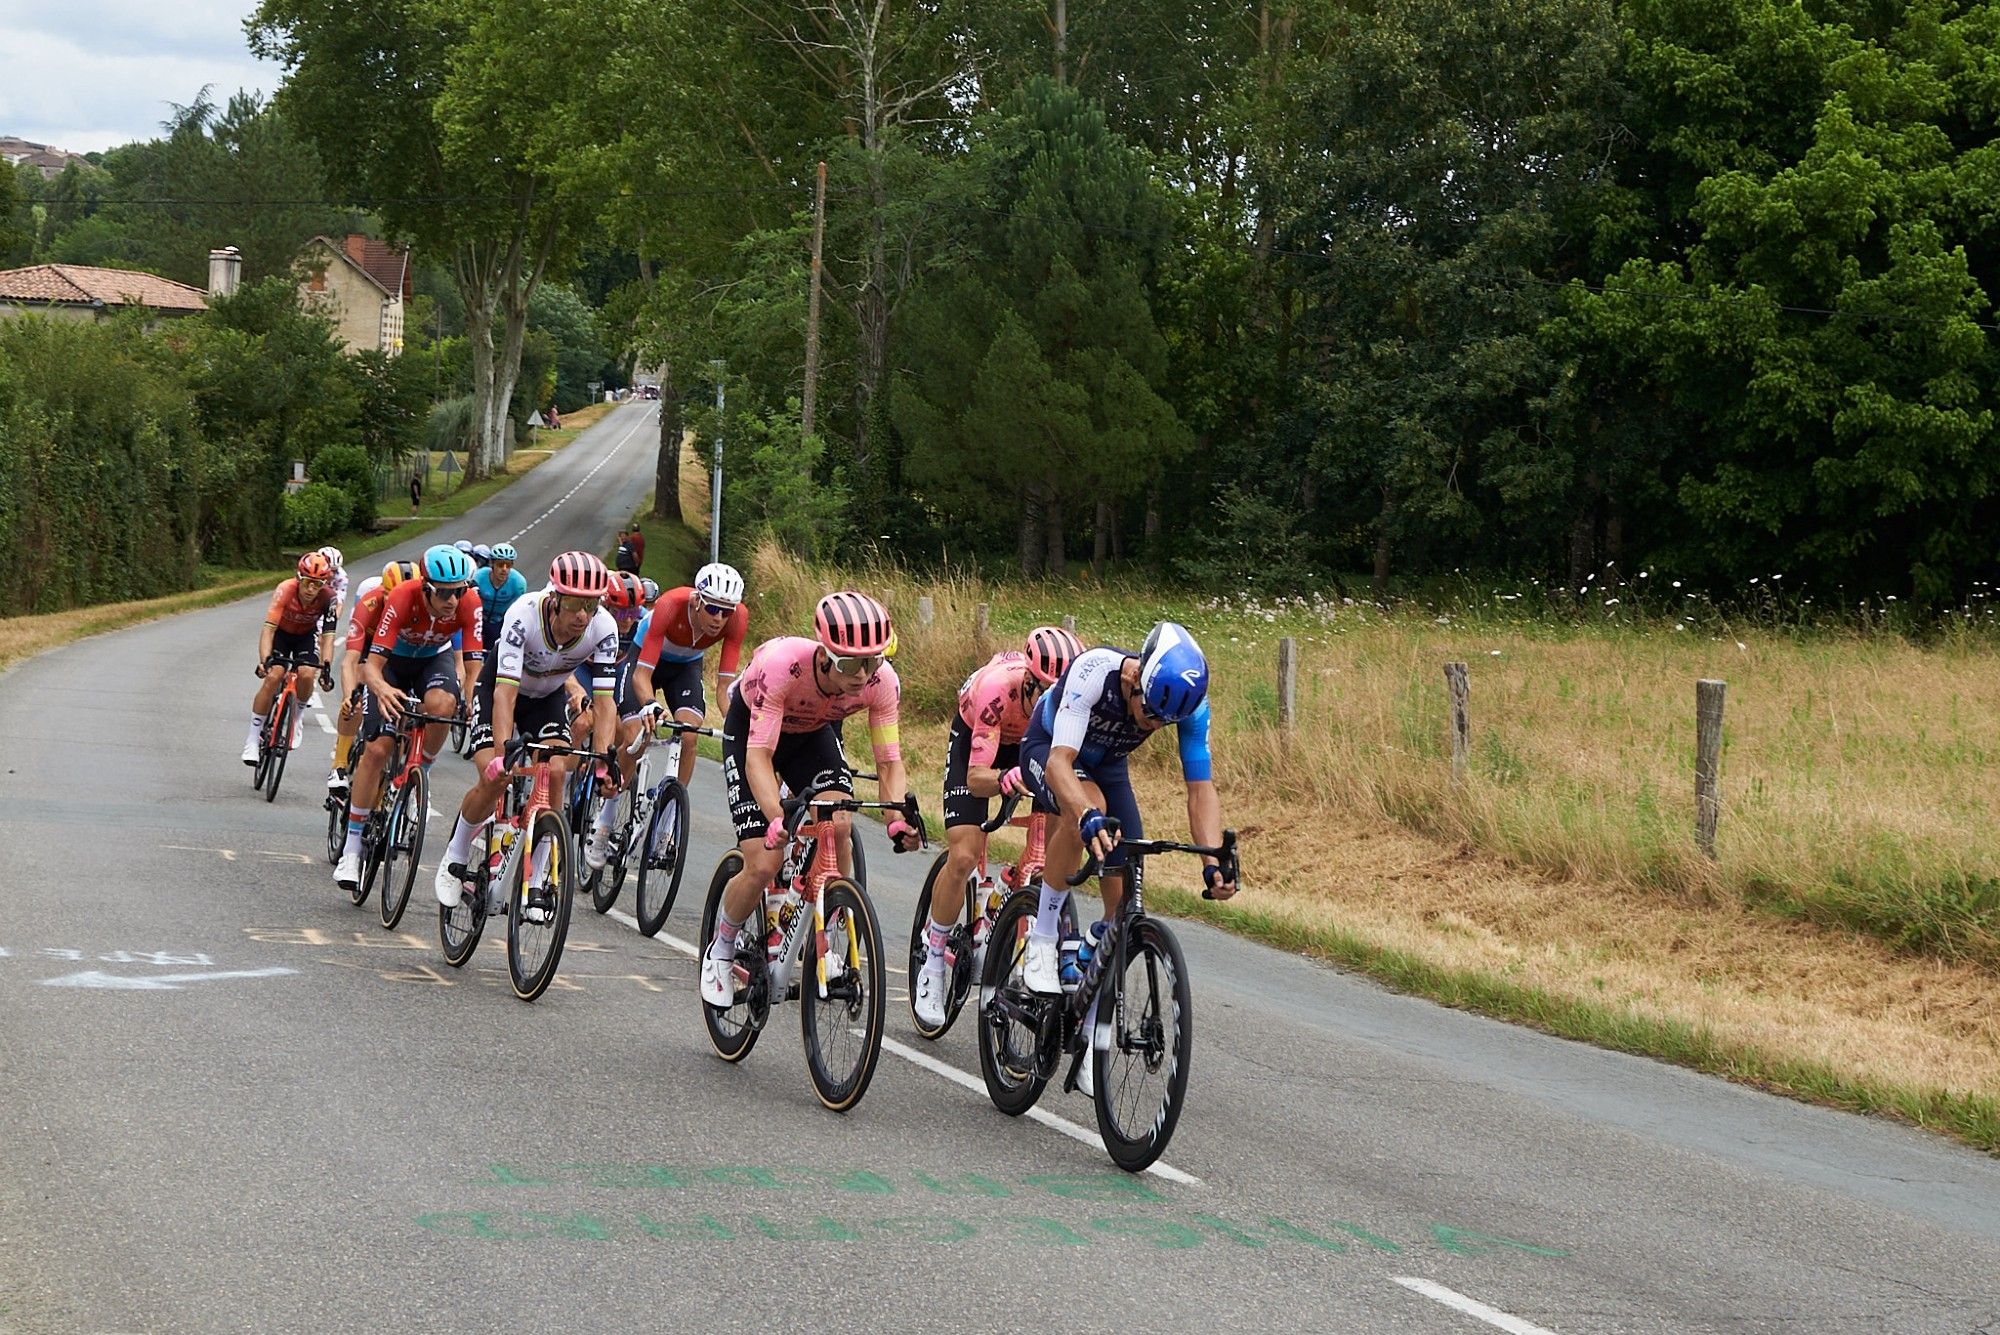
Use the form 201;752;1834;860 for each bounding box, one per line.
1061;824;1238;1026
747;773;927;1005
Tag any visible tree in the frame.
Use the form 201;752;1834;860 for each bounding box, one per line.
250;0;599;481
894;79;1190;574
527;283;606;412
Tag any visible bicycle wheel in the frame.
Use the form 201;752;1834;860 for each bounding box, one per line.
1093;916;1194;1173
324;789;346;865
378;765;428;930
698;852;765;1062
353;803;388;909
907;855;977;1040
975;892;1055;1115
440;824;492;967
634;778;689;937
263;695;295;804
590;781;635;914
507;810;574;1001
450;713;469;756
800;877;885;1113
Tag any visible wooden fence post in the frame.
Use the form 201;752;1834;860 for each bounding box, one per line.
916;595;934;627
1695;678;1727;858
1444;662;1470;782
975;602;990;641
1277;637;1297;735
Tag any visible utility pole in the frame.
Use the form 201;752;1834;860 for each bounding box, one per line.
802;159;827;438
709;359;726;564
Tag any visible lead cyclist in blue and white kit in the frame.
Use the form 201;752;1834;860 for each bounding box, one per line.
1016;622;1239;1053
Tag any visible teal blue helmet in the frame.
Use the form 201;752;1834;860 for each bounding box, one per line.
423;544;474;584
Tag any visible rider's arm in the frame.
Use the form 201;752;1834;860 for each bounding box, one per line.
715;604;749;693
961;673;1009;799
1176;703;1231;890
259;620;278;668
585;626;620;765
491;680;520;756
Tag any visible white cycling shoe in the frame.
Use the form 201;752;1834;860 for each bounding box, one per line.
241;735;261;765
1076;1052;1095;1098
583;828;610;871
334;850;361;890
434;861;467;908
1022;933;1063;995
913;959;949;1028
326;769;347;792
699;953;736;1007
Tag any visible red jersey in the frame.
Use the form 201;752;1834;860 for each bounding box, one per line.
345;582;393;654
636;586;748;674
366;578;484;661
265;578;338;636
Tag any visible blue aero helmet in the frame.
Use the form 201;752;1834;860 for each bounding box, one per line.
1137;621;1208;723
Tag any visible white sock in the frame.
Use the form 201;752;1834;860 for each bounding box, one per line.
710;913;741;961
924;916;951;965
593;803;616;835
1033;882;1068;938
444;815;475;866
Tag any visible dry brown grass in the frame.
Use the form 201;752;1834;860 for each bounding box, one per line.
0;574;278;674
742;542;2000;1143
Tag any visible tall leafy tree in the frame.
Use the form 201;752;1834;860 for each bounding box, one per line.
894;78;1189;574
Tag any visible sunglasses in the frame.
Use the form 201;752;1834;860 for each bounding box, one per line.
298;577;325;591
428;584;469;601
826;652;882;675
698;601;736;618
551;594;601;616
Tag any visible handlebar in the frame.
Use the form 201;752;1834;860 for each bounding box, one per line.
981;790;1027;834
1068;820;1239;897
780;770;929;850
626;719;720;757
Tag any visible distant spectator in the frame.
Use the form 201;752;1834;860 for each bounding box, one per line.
409;474;422;513
615;526;644;575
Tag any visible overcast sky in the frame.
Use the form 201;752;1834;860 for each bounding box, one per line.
0;1;278;153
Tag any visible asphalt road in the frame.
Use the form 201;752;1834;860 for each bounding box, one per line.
3;400;1999;1333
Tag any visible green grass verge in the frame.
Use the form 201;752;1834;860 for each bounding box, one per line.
618;493;710;590
1145;881;2000;1153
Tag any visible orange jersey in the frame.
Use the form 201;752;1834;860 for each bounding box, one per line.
266;578;338;636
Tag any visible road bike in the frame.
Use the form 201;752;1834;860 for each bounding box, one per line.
699;771;923;1112
906;791;1066;1041
251;650;320;804
356;696;458;930
439;735;614;1000
976;819;1238;1172
626;720;719;935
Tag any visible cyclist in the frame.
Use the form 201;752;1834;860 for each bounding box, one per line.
573;572;656;870
913;624;1083;1027
327;558;416;791
699;591;919;1007
1015;622;1236;1089
243;552;340;764
631;562;748;798
335;545;483;893
317;546;349;623
434;552;623;910
473;542;527;648
470;543;492;572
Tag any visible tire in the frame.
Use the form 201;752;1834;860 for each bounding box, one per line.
450;713;469;757
907;854;977;1041
699;852;765;1062
1092;916;1194;1173
263;695;295;804
440;824;492;967
975;892;1055;1116
378;766;428;930
355;801;389;909
634;779;689;937
850;828;867;888
325;789;346;865
507;810;574;1001
800;877;885;1113
589;781;635;914
572;770;604;902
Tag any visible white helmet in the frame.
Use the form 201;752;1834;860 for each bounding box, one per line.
317;545;344;570
693;562;745;607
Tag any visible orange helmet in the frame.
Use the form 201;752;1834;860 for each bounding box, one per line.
605;571;644;612
296;552;333;582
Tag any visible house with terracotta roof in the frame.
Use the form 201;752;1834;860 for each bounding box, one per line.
0;262;209;324
297;235;410;357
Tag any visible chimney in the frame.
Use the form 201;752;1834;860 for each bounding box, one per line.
207;246;241;298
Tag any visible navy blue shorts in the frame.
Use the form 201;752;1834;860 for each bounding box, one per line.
1015;734;1141;869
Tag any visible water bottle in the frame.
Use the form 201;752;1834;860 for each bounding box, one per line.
1076;921;1109;991
1058;932;1085;992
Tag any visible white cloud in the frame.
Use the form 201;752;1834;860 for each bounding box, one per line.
0;4;279;153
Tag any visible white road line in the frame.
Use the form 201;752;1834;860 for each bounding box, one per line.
314;710;335;735
507;406;655;544
602;903;1202;1188
1391;1278;1557;1335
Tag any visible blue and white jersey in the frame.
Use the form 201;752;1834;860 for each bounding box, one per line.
1024;646;1212;781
